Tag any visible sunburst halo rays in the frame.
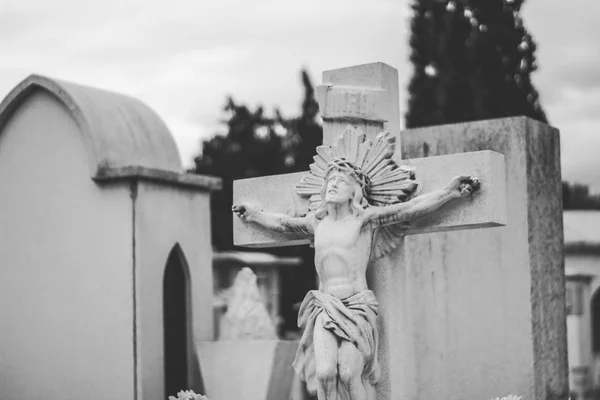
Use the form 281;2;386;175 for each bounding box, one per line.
295;125;418;208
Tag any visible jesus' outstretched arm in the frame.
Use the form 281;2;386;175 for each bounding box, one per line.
364;175;479;228
232;203;315;237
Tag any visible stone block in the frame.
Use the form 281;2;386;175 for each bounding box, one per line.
387;116;568;400
320;62;400;145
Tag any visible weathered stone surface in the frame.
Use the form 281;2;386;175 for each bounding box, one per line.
319;62;399;145
395;116;568;400
316;85;387;123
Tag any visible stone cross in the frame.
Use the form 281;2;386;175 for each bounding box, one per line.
233;63;507;399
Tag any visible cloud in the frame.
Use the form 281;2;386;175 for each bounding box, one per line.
522;0;600;191
0;0;599;190
560;60;600;93
560;117;600;189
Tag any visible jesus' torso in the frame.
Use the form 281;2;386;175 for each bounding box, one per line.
313;214;374;299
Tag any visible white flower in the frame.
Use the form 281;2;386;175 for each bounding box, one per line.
168;390;208;400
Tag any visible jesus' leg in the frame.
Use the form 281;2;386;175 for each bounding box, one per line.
338;341;367;400
313;313;338;400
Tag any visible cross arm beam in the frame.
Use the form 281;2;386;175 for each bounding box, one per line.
233;150;506;248
233;172;312;248
401;150;506;235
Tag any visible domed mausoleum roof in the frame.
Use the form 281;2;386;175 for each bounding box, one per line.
0;74;182;177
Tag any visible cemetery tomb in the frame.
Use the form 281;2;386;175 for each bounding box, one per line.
0;75;220;400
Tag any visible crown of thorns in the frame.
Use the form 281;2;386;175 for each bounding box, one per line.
326;158;371;195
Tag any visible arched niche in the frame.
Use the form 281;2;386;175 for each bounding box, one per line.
163;244;192;398
591;287;600;355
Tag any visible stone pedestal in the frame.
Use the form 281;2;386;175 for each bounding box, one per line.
396;117;568;400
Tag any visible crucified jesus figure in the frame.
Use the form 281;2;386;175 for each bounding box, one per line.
233;158;478;400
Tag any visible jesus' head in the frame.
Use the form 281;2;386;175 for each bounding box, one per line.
316;158;370;218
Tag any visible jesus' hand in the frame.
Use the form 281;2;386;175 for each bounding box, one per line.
232;203;260;223
445;175;480;198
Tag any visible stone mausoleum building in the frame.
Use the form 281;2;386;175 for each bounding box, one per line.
0;75;220;400
563;210;600;397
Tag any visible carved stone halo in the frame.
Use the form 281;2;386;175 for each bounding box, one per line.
295;125;419;259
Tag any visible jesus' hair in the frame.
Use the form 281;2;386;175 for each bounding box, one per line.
315;159;370;219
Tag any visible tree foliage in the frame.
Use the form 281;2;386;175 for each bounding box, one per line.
406;0;547;128
193;70;322;334
194;70;321;250
563;181;600;210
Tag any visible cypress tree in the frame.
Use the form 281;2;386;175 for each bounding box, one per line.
406;0;547;128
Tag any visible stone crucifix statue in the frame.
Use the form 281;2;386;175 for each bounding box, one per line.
232;127;480;400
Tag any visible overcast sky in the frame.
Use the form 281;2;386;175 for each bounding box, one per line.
1;0;599;191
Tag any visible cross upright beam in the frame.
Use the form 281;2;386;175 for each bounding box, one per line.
317;62;400;145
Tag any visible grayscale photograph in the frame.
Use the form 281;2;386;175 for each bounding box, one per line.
0;1;597;399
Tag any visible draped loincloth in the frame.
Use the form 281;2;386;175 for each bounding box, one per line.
292;290;379;399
